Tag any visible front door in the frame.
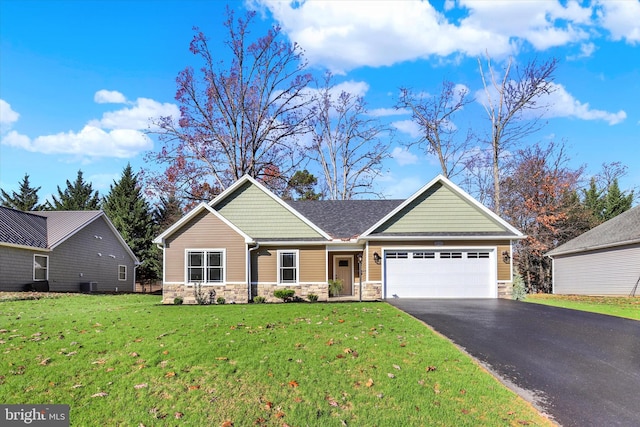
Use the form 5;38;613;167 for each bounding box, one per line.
334;256;353;296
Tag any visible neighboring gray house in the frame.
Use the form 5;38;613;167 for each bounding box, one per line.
0;207;139;292
546;205;640;296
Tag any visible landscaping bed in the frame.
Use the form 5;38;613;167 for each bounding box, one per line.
526;294;640;320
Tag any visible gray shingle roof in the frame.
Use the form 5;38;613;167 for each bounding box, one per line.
287;199;404;239
0;207;48;248
547;204;640;257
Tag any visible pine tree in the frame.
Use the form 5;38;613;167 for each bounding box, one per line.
0;174;43;210
103;164;161;287
602;179;633;221
50;170;100;210
582;177;604;222
153;193;183;233
285;170;322;200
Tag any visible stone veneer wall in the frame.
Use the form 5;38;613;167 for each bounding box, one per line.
252;283;329;303
497;281;513;299
163;283;249;304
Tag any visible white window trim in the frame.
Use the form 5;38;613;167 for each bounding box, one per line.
118;265;127;281
184;248;226;286
277;249;299;285
33;254;49;281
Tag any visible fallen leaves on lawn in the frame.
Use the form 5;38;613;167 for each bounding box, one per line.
387;373;395;379
221;420;233;427
91;392;108;397
393;364;401;370
174;412;184;419
165;371;176;378
188;385;200;391
39;358;51;366
426;365;437;372
130;352;139;357
365;378;374;387
92;359;106;365
134;383;148;389
288;380;299;388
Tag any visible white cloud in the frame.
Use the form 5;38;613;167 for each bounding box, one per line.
0;91;178;159
255;0;609;71
380;174;425;199
0;99;20;125
3;126;153;158
567;42;597;60
89;97;179;131
369;107;409;118
544;83;627;125
596;0;640;44
94;90;127;104
392;119;422;139
391;146;419;166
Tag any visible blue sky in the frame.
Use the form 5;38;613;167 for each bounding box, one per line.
1;0;639;204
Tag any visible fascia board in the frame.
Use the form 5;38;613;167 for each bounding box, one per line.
210;174;333;241
0;242;51;251
359;234;527;241
546;237;640;258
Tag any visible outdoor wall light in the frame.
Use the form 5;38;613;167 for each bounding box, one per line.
373;252;381;264
502;250;511;264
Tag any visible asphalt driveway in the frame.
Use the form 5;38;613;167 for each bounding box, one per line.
387;299;640;427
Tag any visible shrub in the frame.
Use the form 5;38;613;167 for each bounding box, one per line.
216;296;226;305
307;293;319;303
253;296;266;304
328;279;343;297
173;297;183;305
273;289;295;302
512;273;526;301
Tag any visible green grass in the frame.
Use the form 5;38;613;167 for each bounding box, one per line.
526;294;640;320
0;294;552;426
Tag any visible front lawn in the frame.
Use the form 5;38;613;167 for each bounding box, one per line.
0;294;551;426
526;294;640;320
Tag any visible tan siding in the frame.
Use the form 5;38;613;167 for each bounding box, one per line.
252;245;326;284
165;210;246;283
216;182;324;239
497;244;512;281
367;243;382;282
375;182;506;234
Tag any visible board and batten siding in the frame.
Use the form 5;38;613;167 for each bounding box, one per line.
251;245;326;284
373;182;505;234
215;182;324;239
164;210;246;284
48;216;135;292
553;244;640;295
0;246;49;291
366;240;512;283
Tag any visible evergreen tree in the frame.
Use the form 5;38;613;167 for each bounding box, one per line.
602;179;633;221
154;193;183;233
285;170;322;200
0;173;43;210
103;164;161;287
50;170;100;210
582;178;604;222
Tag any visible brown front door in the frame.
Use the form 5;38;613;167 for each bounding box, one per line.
334;256;353;296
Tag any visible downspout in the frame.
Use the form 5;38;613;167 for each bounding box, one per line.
248;242;260;302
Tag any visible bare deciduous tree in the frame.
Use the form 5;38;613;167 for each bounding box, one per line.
396;80;474;178
146;9;313;203
308;72;392;200
477;53;558;214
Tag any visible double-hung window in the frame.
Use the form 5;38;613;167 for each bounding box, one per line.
33;254;48;281
118;265;127;281
278;250;298;284
187;250;224;284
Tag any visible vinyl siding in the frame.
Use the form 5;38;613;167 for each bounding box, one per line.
251;245;326;284
48;216;136;292
164;210;246;284
367;240;511;283
0;246;49;291
373;182;506;234
215;181;324;239
553;244;640;295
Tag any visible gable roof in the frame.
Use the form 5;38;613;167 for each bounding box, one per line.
0;207;138;263
210;175;332;241
153;202;253;245
360;175;524;239
547;204;640;257
0;207;48;249
287;199;403;239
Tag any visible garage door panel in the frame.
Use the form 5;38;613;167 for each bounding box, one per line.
385;250;494;298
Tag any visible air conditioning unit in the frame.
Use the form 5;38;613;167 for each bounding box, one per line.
80;282;98;293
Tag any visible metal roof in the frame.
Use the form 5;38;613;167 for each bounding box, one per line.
0;206;48;248
34;210;103;248
547;204;640;257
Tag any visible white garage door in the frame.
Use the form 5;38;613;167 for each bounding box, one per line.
385;250;495;298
